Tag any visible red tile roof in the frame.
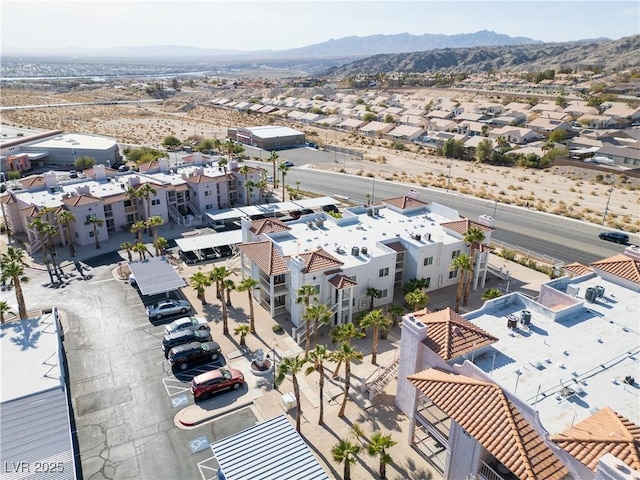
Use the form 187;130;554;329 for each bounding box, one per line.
102;193;129;204
441;218;494;235
418;308;498;361
384;241;407;252
590;254;640;285
383;196;429;210
408;369;569;480
328;274;358;289
19;206;39;218
237;241;289;275
185;174;217;184
0;193;16;205
551;407;640;472
250;218;291;235
290;249;343;273
563;262;593;276
61;194;101;207
20;176;45;188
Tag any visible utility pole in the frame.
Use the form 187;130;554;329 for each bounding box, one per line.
601;187;613;226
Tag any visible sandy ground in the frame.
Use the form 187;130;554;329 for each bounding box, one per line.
2;87;639;232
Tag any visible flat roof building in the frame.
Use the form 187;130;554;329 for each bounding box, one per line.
228;126;305;150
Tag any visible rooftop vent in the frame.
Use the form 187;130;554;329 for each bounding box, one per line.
367;209;374;217
351;246;360;257
361;246;368;255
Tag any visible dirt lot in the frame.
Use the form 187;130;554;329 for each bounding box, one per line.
2;86;639;232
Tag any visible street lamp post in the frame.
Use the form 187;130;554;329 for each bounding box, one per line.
446;157;453;191
268;346;277;389
601;187;614;226
371;175;376;204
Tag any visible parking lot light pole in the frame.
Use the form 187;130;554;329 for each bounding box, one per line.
269;345;277;389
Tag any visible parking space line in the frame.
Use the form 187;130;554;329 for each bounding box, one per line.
197;456;219;480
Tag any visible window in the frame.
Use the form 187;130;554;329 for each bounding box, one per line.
380;289;388;298
449;270;458;279
204;190;212;197
151;199;160;206
313;285;320;294
378;267;389;277
451;250;461;259
85;214;96;222
423;256;433;266
124;200;132;207
126;214;134;223
349;275;357;282
205;204;214;210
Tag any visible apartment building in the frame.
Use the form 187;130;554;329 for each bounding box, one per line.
396;247;640;480
237;194;493;331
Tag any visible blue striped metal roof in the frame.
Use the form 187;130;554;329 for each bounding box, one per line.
211;415;329;480
128;256;186;296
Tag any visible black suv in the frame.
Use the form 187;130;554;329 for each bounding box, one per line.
599;232;629;244
215;245;234;257
163;328;212;357
168;341;221;371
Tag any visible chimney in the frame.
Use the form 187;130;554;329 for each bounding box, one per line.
43;171;58;189
158;157;169;173
193;151;203;166
94;164;106;181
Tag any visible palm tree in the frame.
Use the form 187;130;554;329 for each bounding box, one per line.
332;342;363;417
367;433;397;480
402;277;429;294
125;186;141;222
388;304;405;328
237;278;259;333
278;162;289;200
57;210;76;257
225;138;235;160
120;242;134;262
404;289;428;312
213;138;222;156
0;300;16;324
223;279;235;306
0;247;29;319
366;287;382;311
269;151;279;184
245;180;256;206
305;344;330;425
132;242;148;261
255;178;267;201
84;215;104;249
305;303;332;349
332;439;360;480
137;183;157;234
131;220;146;243
450;253;472;312
238;164;250;205
482;288;503;300
276;355;306;432
147;215;164;250
154;237;168;256
330;323;363;378
234;324;250;347
28;217;55;274
463;227;486;306
211;267;232;334
360;309;392;365
190;271;212;304
296;284;318;354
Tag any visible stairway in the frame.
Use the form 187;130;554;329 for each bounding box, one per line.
365;357;400;401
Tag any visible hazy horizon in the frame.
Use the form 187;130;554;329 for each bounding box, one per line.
2;0;638;54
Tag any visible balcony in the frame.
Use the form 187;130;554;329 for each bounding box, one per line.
478;460;515;480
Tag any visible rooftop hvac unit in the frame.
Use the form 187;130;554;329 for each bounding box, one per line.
367;209;374;217
351;246;360;257
595;285;605;298
361;246;368;255
373;208;379;216
520;310;531;326
414;233;421;241
307;220;314;229
585;286;597;303
315;218;324;228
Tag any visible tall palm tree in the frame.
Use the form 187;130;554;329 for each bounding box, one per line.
450;253;472;312
332;342;363;417
237;277;259;333
366;287;382;311
120;242;134;262
0;247;29;319
388;304;405;328
84;216;104;249
125;186;141;222
218;157;228;174
238;164;250;205
190;271;212;304
367;433;397;480
225;138;235;160
269;151;279;184
146;215;164;253
211;266;232;334
1;193;13;241
330;323;363;378
463;227;486;306
223;279;235;306
132;242;148;261
305;303;332;349
360;309;392;365
212;138;222;156
278;162;289;200
276;355;307;432
234;324;250;347
296;284;318;355
305;344;330;425
130;220;146;243
404;289;428;312
245;180;256;206
137;183;157;234
57;210;76;257
332;439;360;480
0;300;16;324
28;217;54;272
255;178;267;201
154;237;168;256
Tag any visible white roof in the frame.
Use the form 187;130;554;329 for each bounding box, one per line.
175;230;243;252
241;125;304;139
206;197;338;222
27;133;116;150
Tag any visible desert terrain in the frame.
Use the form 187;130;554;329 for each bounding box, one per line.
1;86;638;233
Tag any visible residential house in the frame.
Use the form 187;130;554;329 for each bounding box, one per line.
577;114;618;130
595;144;640;167
387;126;425;141
489;126;542;145
337;118;368;132
359;121;395;137
527;118;573;137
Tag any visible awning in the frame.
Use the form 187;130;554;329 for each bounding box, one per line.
128;256;186;296
175;230;243;253
206;197;339;222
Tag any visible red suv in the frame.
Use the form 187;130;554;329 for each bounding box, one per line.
190;368;245;400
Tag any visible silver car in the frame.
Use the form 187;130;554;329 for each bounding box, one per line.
164;316;209;335
146;299;191;319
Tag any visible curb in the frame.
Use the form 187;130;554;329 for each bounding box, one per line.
177;400;255;428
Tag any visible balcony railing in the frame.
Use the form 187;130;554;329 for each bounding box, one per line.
477;460;506;480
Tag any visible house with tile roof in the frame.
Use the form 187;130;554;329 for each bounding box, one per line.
236;195;493;332
395;249;640;480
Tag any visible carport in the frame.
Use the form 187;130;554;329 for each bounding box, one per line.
175;230;243;253
206;196;339;222
210;415;329;480
128;256;186;297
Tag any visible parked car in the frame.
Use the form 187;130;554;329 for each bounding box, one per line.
599;231;629;244
162;328;212;357
201;247;219;260
281;160;294;168
168;341;221;371
179;250;200;264
118;165;130;172
147;299;191;319
69;170;78;179
215;245;234;257
190;367;245;399
163;316;209;335
322;204;339;214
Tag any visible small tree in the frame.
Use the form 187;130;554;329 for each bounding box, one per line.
366;287;382;312
404;290;428;312
482;288;503;300
332;439;360;480
162;135;182;150
0;300;16;324
549;129;567;143
367;433;397;480
476;138;494;163
74;156;96;169
363;112;376;122
234;324;250;347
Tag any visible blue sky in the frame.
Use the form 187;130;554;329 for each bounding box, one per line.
2;1;638;51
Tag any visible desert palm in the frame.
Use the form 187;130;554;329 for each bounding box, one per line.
125;186;141;221
132;242;148;261
450;253;472;312
388;304;404;328
367;432;397;479
276;355;306;432
278;162;289;200
332;342;363;417
154;236;168;255
147;215;164;253
269;151;279;184
0;247;29;319
57;210;76;257
405;289;428;312
305;303;332;349
332;439;360;480
305;344;330;425
366;287;382;311
84;215;104;249
238;165;250;205
190;271;212;304
296;284;318;355
0;300;15;324
463;226;486;306
234;324;250;346
131;220;146;243
360;309;391;365
330;323;363;378
223;279;235;306
237;278;259;332
120;242;134;262
137;183;157;234
211;267;232;334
